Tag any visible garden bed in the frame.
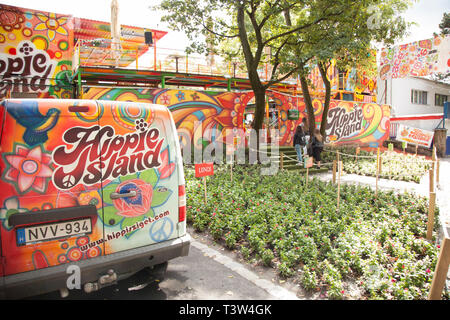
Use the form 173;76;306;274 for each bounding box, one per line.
321;146;432;183
185;165;447;300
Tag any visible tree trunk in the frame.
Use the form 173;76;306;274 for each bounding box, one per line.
236;4;267;153
252;86;267;156
252;86;267;133
318;62;331;139
299;72;315;136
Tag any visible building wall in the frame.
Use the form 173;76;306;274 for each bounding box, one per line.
378;76;449;116
83;87;391;148
0;4;74;99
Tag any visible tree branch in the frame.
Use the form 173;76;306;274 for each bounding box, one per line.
263;10;344;46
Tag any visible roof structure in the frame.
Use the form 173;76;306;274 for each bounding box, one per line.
73;17;168;68
73;66;298;94
0;3;368;98
73;17;168;44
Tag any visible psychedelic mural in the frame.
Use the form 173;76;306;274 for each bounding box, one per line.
83;87;390;148
0;4;74;99
267;90;389;147
323;101;390;145
378;35;450;80
83;87;254;150
306;61;378;101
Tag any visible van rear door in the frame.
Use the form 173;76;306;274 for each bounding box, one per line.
0;99;104;276
96;101;181;254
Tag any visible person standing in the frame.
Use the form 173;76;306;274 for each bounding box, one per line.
300;116;308;129
301;116;312;156
311;128;324;168
293;125;306;165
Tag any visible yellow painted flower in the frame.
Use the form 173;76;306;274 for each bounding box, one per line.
34;12;68;41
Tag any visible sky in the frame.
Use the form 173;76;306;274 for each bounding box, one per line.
401;0;449;44
1;0;449;49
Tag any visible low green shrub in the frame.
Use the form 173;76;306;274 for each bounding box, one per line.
322;147;431;183
185;164;445;300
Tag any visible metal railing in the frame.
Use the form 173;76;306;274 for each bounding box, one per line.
71;39;377;102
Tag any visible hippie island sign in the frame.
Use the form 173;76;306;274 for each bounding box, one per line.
52;125;164;190
0;41;56;97
396;124;434;148
325;106;363;141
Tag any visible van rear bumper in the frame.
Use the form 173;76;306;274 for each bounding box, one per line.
0;233;190;299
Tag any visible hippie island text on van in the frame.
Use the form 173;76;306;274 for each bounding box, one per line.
52;125;164;190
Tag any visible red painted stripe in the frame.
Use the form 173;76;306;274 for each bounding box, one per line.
178;185;185;197
179;206;186;223
390;115;443;121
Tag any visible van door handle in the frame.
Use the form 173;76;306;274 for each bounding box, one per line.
110;191;137;200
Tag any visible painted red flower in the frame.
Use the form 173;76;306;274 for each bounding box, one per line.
158;147;175;180
3;143;52;194
112;179;153;217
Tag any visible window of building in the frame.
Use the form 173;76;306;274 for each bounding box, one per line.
411;89;428;105
435;93;448;107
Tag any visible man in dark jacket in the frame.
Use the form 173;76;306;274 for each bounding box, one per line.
293;125;306;165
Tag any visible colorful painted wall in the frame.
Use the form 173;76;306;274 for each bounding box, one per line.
0;4;74;99
0;5;389;151
83;87;390;148
307;64;378;102
378;35;450;80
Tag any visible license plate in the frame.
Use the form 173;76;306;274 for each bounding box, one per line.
16;218;92;246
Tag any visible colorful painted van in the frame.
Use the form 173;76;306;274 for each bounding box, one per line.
0;99;190;299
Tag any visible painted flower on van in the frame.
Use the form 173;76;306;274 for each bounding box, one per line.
56;184;103;210
158;147;176;180
112;179;153;218
101;168;173;238
0;196;27;231
2;143;53;194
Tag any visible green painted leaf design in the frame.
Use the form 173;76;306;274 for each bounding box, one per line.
102;205;123;226
147;208;155;218
151;187;172;208
120;173;138;182
121;215;145;238
5;209;19;230
139;169;159;187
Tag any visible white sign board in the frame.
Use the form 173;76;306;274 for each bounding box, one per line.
396;124;434;148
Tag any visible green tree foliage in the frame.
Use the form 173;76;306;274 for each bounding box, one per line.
431;12;450;82
155;1;412;137
438;12;449;35
156;0;344;135
290;0;412;137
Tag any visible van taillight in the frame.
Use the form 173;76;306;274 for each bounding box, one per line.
178;185;186;222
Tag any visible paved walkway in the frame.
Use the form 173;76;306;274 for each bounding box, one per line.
314;157;450;241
